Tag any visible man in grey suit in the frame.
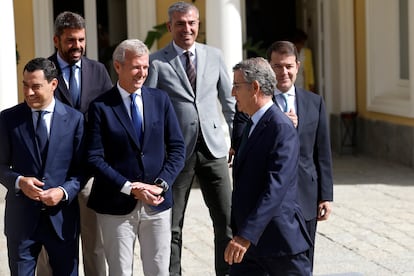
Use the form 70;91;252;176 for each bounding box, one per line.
145;2;235;275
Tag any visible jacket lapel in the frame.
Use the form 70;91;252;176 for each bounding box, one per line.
194;43;206;97
110;88;142;149
235;106;273;168
164;43;195;97
18;105;42;169
295;88;308;134
51;54;73;106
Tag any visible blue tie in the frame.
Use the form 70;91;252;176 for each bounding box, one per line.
130;93;143;143
69;65;80;108
35;110;49;163
281;93;289;112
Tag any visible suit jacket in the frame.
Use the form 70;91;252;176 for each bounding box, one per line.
145;42;235;159
0;100;84;241
295;88;333;220
86;86;185;215
232;89;334;220
232;104;311;257
48;53;113;116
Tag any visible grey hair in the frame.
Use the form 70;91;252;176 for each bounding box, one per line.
233;57;276;96
168;1;199;22
112;39;149;64
54;11;85;37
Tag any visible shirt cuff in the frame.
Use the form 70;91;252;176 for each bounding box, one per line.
15;176;22;192
58;186;68;201
121;181;132;195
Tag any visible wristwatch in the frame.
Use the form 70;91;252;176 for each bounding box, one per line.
154;178;169;195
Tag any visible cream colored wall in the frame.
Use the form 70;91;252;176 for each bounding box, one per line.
14;0;35;103
155;0;206;49
355;0;414;126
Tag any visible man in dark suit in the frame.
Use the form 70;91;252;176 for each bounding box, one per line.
145;2;235;275
86;39;185;276
46;11;113;276
0;58;84;275
267;40;334;270
224;57;311;275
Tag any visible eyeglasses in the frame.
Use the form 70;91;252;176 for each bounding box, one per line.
232;81;251;89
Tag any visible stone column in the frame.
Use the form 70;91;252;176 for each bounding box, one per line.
206;0;243;75
0;0;18;111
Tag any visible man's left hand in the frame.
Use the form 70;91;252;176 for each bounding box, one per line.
224;236;250;265
318;201;332;221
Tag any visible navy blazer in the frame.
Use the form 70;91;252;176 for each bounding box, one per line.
86;86;185;215
232;104;311;257
232;89;334;220
295;88;333;220
48;53;113;116
0;100;84;241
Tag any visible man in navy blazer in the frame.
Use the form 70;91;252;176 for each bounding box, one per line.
86;39;185;276
225;57;311;275
47;12;113;276
0;58;84;275
267;40;334;270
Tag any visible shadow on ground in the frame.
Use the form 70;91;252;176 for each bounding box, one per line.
333;153;414;186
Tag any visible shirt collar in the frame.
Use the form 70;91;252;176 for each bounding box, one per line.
250;101;273;126
31;98;56;113
172;41;196;56
56;52;82;69
275;85;296;97
117;82;142;99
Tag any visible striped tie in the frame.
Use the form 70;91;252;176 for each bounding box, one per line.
184;51;196;92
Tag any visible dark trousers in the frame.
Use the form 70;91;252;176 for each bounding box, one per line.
170;145;232;276
7;212;79;276
229;251;311;276
305;218;317;271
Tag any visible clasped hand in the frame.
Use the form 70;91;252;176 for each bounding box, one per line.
130;182;164;206
19;176;64;206
285;109;298;128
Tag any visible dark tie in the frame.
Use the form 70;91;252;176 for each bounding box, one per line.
238;119;253;154
130;93;143;143
35;110;49;162
69;65;80;108
184;51;196;92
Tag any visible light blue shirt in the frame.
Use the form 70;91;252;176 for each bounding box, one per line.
274;85;296;113
249;101;274;137
56;53;81;89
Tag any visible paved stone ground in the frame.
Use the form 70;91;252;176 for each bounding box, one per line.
1;154;414;275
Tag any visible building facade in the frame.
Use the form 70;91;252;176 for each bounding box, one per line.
3;0;414;167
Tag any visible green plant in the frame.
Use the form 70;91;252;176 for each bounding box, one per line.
243;38;266;58
144;22;168;49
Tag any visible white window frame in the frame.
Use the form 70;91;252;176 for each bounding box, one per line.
366;0;414;117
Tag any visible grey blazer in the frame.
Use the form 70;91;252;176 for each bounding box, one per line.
145;42;235;159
